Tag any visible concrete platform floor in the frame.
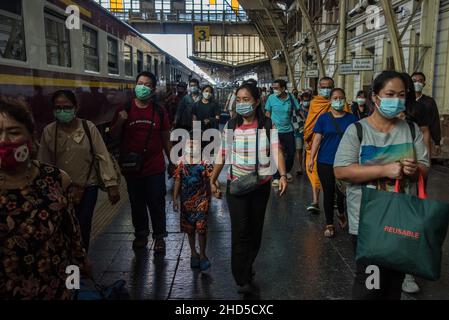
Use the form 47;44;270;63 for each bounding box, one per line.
88;168;449;300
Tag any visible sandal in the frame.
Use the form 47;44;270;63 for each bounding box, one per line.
154;238;166;253
336;213;348;229
324;225;335;238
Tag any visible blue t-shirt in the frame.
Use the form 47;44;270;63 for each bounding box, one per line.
313;112;358;165
265;93;301;133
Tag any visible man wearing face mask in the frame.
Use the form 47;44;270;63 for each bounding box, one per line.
412;72;442;157
110;71;171;253
303;77;335;213
175;79;201;131
265;79;301;186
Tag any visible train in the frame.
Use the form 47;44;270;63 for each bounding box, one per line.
0;0;205;135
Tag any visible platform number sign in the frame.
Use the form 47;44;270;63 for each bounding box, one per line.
195;26;210;42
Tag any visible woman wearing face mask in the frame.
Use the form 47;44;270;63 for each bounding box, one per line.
0;102;89;299
210;83;288;295
351;90;371;120
334;71;430;300
192;85;221;132
309;88;357;237
38;90;120;251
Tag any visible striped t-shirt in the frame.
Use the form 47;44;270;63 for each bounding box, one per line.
220;119;280;183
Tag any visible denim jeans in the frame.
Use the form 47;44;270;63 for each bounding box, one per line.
74;186;99;251
125;172;167;239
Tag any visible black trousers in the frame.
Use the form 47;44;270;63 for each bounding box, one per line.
351;235;405;300
317;163;344;225
274;132;295;179
125;172;167;239
226;181;271;286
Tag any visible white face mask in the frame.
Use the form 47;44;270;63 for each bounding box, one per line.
203;92;212;100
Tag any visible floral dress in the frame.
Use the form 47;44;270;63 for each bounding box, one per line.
0;162;87;300
174;161;213;234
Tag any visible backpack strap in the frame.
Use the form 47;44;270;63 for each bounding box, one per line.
354;120;416;144
354;121;363;144
406;120;416;141
124;100;132;113
328;112;344;138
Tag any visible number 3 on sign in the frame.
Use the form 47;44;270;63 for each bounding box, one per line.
195;26;210;42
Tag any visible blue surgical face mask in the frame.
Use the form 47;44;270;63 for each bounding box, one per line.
302;101;310;108
331;100;345;111
356;98;366;105
190;86;199;94
414;82;424;93
319;88;332;98
376;96;406;119
236;103;254;117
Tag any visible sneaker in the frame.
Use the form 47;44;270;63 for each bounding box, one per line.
402;274;420;293
272;179;279;187
190;255;200;269
199;258;211;271
132;237;148;249
286;173;293;182
306;203;320;213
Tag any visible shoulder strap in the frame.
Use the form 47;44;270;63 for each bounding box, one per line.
354;121;363;144
288;93;296;117
124;100;133;113
227;117;237;130
80;120;95;187
406;120;416;141
54;124;58;165
328;112;344;138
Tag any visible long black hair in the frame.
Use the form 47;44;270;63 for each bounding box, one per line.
0;102;35;135
235;83;265;127
372;71;408;97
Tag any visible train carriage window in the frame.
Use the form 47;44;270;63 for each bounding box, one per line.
107;37;119;74
44;12;71;67
0;1;26;61
137;50;143;73
124;44;133;76
82;26;99;72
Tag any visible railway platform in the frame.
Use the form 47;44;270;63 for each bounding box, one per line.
87;166;449;300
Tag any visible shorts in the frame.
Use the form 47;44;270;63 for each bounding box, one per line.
295;136;304;150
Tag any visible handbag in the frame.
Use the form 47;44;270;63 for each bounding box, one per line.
54;124;94;205
229;125;268;196
118;107;156;175
82;120;121;191
356;171;449;280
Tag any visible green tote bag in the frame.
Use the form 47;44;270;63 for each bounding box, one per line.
356;173;449;280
